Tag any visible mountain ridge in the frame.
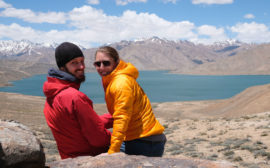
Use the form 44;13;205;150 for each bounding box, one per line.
0;37;269;86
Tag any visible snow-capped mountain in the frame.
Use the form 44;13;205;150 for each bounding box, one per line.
0;40;55;57
0;40;87;58
1;37;269;76
0;37;248;59
212;39;242;46
0;40;58;66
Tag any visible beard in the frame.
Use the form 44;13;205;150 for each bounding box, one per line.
77;73;85;83
63;66;85;83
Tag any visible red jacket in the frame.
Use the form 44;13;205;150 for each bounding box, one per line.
43;76;112;159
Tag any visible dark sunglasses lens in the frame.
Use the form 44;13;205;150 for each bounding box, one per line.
94;61;111;67
103;61;111;66
94;62;101;67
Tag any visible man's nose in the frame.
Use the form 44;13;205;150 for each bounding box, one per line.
79;62;85;69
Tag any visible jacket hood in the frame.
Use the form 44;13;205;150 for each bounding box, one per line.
102;60;138;87
43;68;80;102
48;68;78;82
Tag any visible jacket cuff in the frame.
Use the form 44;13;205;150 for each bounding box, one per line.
100;113;113;129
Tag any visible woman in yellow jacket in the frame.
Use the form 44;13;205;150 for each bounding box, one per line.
93;46;166;156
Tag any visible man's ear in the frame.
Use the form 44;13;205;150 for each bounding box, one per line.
60;67;65;71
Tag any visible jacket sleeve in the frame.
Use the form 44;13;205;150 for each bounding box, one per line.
99;113;113;129
108;78;134;154
74;93;111;147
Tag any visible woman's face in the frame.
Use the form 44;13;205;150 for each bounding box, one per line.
94;51;117;76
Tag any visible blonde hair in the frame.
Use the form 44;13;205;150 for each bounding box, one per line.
95;46;119;62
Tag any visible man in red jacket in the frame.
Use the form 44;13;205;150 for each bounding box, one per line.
43;42;113;159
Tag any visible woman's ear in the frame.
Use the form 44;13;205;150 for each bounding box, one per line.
114;59;120;69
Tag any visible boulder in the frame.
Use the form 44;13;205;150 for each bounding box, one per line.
48;153;235;168
0;119;45;168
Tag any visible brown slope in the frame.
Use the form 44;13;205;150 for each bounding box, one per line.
153;83;270;120
0;59;55;86
198;83;270;118
181;43;270;75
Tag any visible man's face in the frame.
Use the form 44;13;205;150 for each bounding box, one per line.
94;52;117;76
62;57;85;82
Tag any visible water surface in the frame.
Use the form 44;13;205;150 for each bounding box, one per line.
1;71;270;103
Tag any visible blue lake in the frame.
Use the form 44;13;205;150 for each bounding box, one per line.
1;71;270;103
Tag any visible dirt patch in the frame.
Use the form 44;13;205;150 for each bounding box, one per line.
162;112;270;168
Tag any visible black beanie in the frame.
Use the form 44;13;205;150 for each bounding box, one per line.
55;42;84;68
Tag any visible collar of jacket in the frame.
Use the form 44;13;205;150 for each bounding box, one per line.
43;76;81;104
44;68;81;98
102;60;139;89
48;68;79;83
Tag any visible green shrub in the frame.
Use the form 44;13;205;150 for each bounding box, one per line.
163;124;168;129
261;132;268;136
233;156;243;162
171;150;183;155
224;151;234;156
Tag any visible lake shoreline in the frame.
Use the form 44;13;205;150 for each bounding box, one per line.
2;81;270;119
2;69;270;88
2;71;270;104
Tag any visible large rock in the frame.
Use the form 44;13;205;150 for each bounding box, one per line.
0;120;45;168
48;153;235;168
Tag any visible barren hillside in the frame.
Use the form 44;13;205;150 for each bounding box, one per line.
180;43;270;75
153;84;270;120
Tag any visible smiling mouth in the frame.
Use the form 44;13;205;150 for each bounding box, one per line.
76;70;84;74
100;72;109;76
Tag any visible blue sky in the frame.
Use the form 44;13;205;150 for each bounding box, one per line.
0;0;270;47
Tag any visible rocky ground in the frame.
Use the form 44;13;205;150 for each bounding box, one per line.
161;112;270;168
1;89;270;167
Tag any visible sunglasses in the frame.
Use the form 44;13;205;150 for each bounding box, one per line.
93;60;111;67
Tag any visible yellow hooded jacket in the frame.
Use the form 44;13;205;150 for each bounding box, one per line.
102;60;164;154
